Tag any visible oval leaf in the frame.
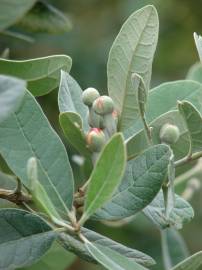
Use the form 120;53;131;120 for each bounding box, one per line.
58;71;89;131
85;242;147;270
17;1;72;34
0;90;74;215
80;133;126;224
0;55;72;96
178;101;202;155
0;208;56;269
94;144;171;221
108;5;159;131
171;251;202;270
0;0;36;30
143;191;194;230
59;112;92;160
0;75;26;123
20;242;76;270
161;228;189;270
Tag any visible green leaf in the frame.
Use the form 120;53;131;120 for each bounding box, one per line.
0;75;26;122
143;191;194;229
59;112;92;159
80;133;126;224
20;242;76;270
17;1;72;34
178;101;202;155
0;55;72;96
126;80;202;137
94;144;171;221
85;242;147;270
194;33;202;62
135;73;148;121
107;5;159;131
0;208;56;269
60;227;155;267
186;62;202;84
27;157;61;220
161;228;189;270
0;90;74;215
0;0;36;31
58;71;89;131
171;251;202;270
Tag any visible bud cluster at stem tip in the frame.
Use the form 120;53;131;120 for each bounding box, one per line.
82;87;117;153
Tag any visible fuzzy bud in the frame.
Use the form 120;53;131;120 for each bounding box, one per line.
160;123;180;145
82;87;100;107
88;109;104;128
86;128;105;152
92;96;114;115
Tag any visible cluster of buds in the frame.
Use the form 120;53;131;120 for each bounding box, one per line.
82;87;117;153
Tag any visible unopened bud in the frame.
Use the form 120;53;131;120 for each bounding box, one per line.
92;96;114;115
82;87;100;107
88;109;104;128
160;123;180;145
86;128;105;152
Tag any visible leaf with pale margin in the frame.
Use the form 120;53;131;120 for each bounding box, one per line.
17;1;72;34
60;227;155;267
143;191;194;230
0;55;72;96
0;90;74;215
125;80;202;138
80;133;126;224
135;73;147;119
186;62;202;84
194;33;202;62
94;144;171;221
0;0;36;30
161;228;189;270
59;112;91;159
0;75;26;123
20;242;76;270
107;5;159;131
178;101;202;155
0;208;56;270
85;242;148;270
58;71;89;131
171;251;202;270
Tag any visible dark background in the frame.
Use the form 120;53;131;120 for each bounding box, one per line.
1;1;202;269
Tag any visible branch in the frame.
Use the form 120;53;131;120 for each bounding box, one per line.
0;188;31;205
174;151;202;167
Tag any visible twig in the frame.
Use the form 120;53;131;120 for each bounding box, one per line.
174;151;202;167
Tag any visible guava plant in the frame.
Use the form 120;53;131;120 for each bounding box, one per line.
0;4;202;270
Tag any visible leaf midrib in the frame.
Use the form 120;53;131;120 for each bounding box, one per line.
85;143;123;218
118;7;155;129
110;148;169;202
13;111;70;215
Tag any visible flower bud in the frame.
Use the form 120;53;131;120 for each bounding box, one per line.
160;123;180;145
82;87;100;107
88;109;104;129
92;96;114;115
86;128;105;152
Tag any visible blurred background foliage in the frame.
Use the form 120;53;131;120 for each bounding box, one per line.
0;1;202;269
